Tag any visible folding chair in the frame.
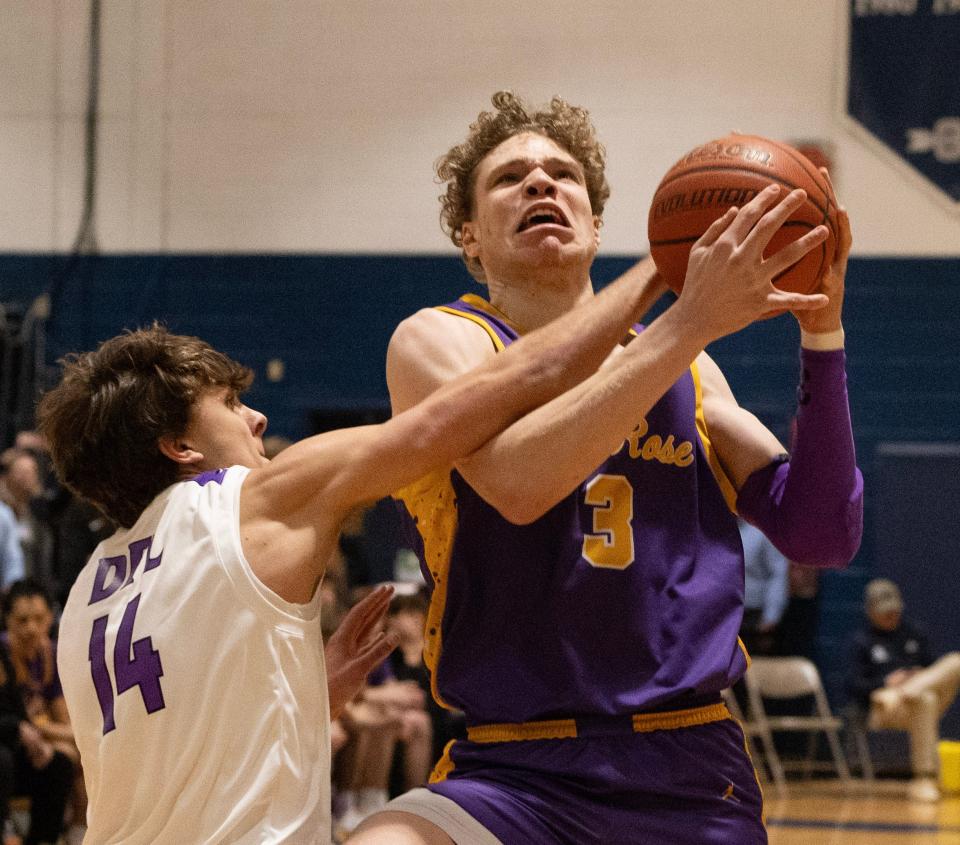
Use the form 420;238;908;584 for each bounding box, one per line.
742;656;851;792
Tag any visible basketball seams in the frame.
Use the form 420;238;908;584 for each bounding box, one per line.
652;166;832;222
649;219;817;248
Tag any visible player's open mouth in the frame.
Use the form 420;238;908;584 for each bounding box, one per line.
516;204;570;232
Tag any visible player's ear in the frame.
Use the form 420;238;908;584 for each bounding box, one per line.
158;435;204;468
461;222;480;259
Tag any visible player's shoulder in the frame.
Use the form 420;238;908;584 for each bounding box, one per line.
388;303;496;402
390;302;491;351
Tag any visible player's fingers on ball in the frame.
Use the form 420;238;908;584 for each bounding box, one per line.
726;184;782;240
693;206;738;247
742;189;808;253
762;225;828;277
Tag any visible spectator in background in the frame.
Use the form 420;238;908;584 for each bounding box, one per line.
334;590;434;837
738;517;790;657
4;432;104;611
0;452;54;599
0;503;24;591
0;640;73;845
382;590;465;778
848;578;960;803
0;580;79;843
777;562;821;659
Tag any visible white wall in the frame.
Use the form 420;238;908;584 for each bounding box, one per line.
0;0;957;255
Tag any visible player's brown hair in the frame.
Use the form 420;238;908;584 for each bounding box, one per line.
37;324;252;528
437;90;610;283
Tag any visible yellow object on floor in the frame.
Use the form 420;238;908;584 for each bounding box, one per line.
938;739;960;792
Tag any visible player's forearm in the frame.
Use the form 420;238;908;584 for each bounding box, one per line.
737;348;863;567
460;306;708;522
391;269;657;474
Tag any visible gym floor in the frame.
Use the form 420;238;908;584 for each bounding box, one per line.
765;780;960;844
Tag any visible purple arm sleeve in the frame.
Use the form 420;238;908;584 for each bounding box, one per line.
736;347;864;568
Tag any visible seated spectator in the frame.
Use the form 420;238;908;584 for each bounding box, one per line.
0;609;73;845
382;590;465;771
332;588;432;837
848;578;960;802
334;682;412;836
1;580;83;840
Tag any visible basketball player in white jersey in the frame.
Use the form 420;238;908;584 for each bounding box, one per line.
38;183;829;844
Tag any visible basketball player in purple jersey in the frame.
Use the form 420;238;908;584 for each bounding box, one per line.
36;186;824;845
350;92;862;844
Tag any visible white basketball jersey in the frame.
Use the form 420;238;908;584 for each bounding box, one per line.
58;467;330;844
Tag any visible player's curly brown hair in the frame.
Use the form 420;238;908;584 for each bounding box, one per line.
437;91;610;282
37;324;253;528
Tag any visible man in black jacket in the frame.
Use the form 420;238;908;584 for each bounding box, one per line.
849;578;960;802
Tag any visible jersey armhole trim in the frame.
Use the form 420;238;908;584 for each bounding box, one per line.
435;305;506;353
691;361;739;514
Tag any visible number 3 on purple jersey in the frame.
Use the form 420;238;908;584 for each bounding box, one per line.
89;593;166;734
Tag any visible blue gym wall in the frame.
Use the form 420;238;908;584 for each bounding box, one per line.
3;253;959;713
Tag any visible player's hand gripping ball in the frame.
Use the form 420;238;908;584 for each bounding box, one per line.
647;133;839;296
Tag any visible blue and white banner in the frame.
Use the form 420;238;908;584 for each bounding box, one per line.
846;0;960;205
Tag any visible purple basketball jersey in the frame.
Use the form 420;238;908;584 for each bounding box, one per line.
396;294;748;725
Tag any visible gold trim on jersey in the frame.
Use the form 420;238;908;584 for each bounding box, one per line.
691;360;739;513
457;293;525;334
465;701;732;743
428;739;458;784
435;294;524;353
394;470;459;710
435;305;506;352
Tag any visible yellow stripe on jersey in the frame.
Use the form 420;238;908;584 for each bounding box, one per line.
630;701;730;733
690;360;739;514
394;470;459;711
468;719;579;743
435;306;506;352
458;294;525;334
465;702;732;743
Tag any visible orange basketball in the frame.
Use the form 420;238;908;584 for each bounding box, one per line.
647;133;838;296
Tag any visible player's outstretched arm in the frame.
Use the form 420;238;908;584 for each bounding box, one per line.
702;200;862;568
394;185;830;523
238;258;656;601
